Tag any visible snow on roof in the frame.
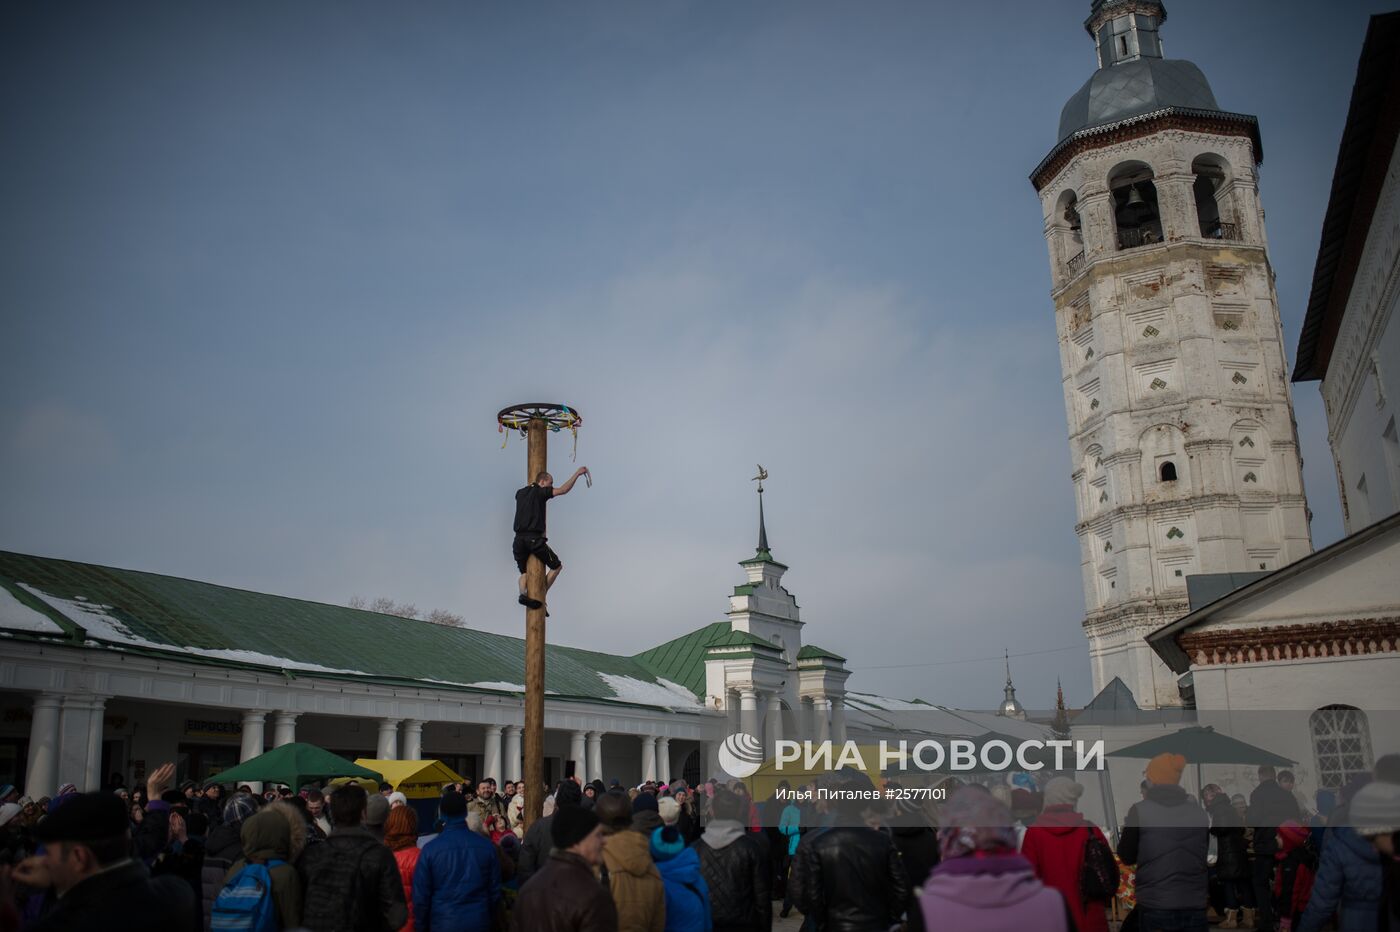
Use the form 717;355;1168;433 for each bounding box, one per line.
0;584;64;634
845;692;934;712
599;673;706;711
18;584;371;676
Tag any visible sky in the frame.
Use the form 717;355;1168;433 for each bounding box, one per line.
1;1;1390;709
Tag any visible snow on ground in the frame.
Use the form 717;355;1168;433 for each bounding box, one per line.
599;674;705;710
0;584;64;634
18;584;370;676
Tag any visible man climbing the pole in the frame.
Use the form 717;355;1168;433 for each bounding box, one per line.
514;466;589;610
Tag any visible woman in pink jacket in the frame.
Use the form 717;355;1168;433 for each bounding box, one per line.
919;786;1075;931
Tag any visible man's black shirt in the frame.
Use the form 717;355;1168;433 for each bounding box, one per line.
514;484;552;537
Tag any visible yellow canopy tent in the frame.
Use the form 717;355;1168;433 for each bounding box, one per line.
351;759;465;799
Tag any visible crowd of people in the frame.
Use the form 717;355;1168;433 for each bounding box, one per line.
0;751;1397;931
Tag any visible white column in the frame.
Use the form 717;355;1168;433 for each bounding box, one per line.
801;697;816;739
271;712;299;748
376;719;401;760
586;731;603;784
84;696;108;791
240;711;267;762
25;693;62;797
640;735;657;783
569;731;587;777
483;725;503;785
830;698;847;744
814;698;831;742
403;720;424;761
739;688;760;738
57;696;96;791
656;737;671;784
767;694;784;747
503;726;522;782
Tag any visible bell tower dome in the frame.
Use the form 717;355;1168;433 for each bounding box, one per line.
1030;1;1312;707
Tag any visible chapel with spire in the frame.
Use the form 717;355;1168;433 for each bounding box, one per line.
1030;0;1312;708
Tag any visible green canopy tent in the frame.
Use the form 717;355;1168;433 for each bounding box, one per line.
1107;726;1293;768
205;742;383;789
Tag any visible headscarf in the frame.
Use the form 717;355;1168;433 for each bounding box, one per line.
384;805;418;851
937;787;1018;860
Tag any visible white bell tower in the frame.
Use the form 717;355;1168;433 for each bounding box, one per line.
1031;0;1312;707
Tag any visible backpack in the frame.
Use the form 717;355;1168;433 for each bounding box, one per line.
1078;829;1119;903
212;859;284;932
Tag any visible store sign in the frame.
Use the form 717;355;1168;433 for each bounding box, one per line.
185;719;242;740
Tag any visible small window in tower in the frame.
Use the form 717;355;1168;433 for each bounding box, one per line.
1160;461;1177;482
1117;34;1128;56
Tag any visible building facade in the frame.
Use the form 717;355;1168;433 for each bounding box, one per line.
1031;0;1312;708
0;496;869;797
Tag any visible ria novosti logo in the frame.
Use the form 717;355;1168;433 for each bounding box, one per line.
717;732;765;779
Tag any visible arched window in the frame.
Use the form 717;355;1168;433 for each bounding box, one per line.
1160;461;1177;482
1310;705;1374;790
1110;162;1163;250
1192;154;1236;240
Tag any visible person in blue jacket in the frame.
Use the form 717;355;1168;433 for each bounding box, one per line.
1296;797;1385;932
650;824;712;932
413;790;502;932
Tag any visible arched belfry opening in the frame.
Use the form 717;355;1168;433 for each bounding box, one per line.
1192;154;1236;240
1110;162;1162;250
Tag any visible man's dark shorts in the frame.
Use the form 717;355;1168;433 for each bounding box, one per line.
513;537;562;574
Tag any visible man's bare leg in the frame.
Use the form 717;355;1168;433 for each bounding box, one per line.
517;573;543;610
540;565;562;616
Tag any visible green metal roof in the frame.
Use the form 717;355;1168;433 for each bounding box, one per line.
0;551;703;711
738;549;788;569
632;622;787;699
633;621;732;699
797;644;846;662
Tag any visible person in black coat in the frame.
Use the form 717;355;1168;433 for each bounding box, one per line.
13;791;198;932
1205;783;1252;927
1249;765;1301;932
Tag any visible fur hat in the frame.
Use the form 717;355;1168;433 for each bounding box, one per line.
632;792;659;815
1043;777;1084;809
657;796;680;826
1146;753;1186;786
35;793;127;844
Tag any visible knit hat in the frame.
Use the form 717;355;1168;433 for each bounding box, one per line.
554;780;583;810
384;806;418;851
1145;753;1186;785
632;792;659;815
0;784;15;800
1043;777;1085;809
0;803;20;828
1350;780;1400;837
1277;820;1309;850
222;793;258;826
56;783;77;797
551;805;600;850
439;791;467;818
649;825;684;861
388;791;408;808
657;796;680;826
938;787;1019;860
365;794;390;827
